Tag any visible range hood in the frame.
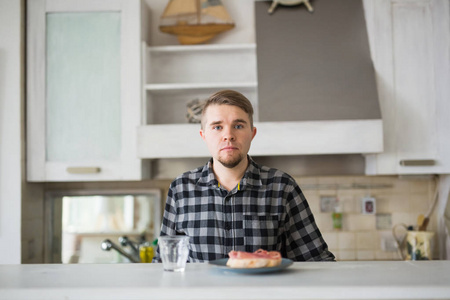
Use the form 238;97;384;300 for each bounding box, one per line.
251;0;383;156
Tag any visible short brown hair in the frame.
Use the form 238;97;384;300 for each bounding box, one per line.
201;90;254;129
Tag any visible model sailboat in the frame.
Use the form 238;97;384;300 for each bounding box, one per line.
159;0;235;45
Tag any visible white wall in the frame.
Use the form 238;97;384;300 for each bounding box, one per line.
0;0;23;264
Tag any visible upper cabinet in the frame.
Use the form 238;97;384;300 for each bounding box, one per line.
363;0;450;175
27;0;150;181
26;0;450;179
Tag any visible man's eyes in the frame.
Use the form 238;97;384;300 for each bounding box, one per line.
211;124;245;130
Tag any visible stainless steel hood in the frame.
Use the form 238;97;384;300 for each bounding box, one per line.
252;0;383;155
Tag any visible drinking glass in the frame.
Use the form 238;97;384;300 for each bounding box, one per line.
158;236;189;272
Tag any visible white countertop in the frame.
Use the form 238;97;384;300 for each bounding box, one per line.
1;261;450;300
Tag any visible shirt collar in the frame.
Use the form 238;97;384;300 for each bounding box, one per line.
242;157;263;189
196;159;218;187
196;156;263;190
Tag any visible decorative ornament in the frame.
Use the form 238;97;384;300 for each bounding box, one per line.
268;0;314;14
159;0;235;45
186;99;205;123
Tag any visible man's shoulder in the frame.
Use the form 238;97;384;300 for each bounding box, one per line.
255;163;295;182
170;165;207;188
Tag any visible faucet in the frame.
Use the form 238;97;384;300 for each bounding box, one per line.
119;236;140;259
101;239;140;263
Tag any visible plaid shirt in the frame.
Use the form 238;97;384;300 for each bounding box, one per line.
155;157;335;262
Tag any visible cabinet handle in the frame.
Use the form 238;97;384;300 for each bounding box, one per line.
66;167;101;174
399;159;435;166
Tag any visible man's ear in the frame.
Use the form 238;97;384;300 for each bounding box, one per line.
251;127;257;140
200;129;206;140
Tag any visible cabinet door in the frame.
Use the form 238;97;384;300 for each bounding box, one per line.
364;0;450;175
27;0;146;181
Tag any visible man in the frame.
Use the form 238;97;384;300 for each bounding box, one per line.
155;90;335;262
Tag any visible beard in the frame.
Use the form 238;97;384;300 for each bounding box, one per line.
218;153;244;169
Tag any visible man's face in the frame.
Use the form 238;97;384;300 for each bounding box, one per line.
200;104;257;169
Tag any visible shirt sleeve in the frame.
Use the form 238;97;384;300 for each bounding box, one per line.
152;184;178;263
283;181;336;261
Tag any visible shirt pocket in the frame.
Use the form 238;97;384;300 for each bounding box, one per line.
243;213;280;252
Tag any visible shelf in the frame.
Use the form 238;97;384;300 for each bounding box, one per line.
147;43;256;53
145;82;257;93
143;42;257;85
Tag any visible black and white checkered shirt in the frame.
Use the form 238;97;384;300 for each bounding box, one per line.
155;157;335;262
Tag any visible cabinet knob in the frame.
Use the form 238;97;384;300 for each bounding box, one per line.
399;159;435;166
66;167;101;174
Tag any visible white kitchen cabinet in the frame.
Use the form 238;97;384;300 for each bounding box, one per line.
363;0;450;175
27;0;150;181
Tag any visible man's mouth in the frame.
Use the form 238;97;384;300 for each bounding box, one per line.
221;146;238;151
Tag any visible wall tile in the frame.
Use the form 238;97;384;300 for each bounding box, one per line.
409;195;432;213
317;177;337;185
315;213;333;231
375;197;390;213
304;192;321;214
374;250;398;260
338;250;356;261
295;176;318;185
391;212;418;229
356;231;377;250
376;213;392;230
332;250;340;260
318;190;338;197
346;214;376;231
339;196;357;213
357;250;375;260
322;231;338;250
302;188;316;197
389;195;412;213
338;232;356;250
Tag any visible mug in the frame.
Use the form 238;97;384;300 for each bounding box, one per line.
393;223;434;260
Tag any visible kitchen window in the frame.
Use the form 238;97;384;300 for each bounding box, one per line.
45;189;161;263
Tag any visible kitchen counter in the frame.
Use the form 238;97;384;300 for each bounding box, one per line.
1;261;449;300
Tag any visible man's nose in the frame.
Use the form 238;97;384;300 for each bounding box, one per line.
223;128;235;141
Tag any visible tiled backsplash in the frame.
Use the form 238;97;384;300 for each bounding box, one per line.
26;175;437;263
296;175;437;261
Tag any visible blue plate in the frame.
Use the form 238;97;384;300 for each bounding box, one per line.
209;258;293;274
